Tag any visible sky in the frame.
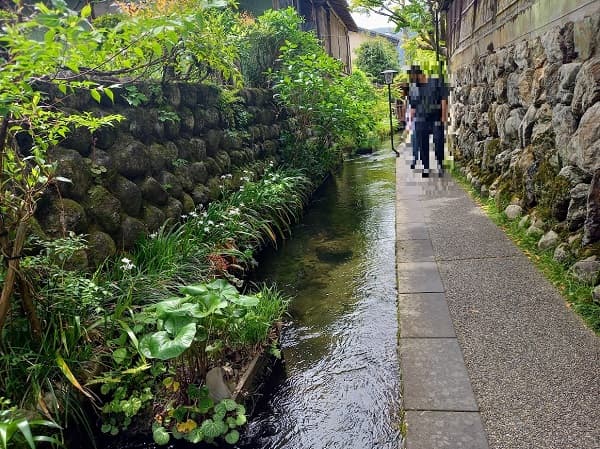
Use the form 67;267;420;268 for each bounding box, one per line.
351;10;395;30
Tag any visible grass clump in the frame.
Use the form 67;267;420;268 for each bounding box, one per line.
451;166;600;334
0;163;310;446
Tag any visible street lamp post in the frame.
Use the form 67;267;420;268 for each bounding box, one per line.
381;69;399;157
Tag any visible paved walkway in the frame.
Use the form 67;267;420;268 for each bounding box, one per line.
395;143;600;449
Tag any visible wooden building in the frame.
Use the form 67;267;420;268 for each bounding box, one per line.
241;0;358;72
440;0;599;71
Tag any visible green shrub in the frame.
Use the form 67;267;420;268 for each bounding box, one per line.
354;38;400;82
238;8;319;87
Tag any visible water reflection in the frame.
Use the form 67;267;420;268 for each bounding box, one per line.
241;148;401;449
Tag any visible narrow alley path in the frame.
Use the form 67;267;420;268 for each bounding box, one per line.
396;143;600;449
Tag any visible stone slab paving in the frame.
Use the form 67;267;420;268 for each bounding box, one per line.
405;411;490;449
399;293;455;338
397;262;445;293
402;338;479;411
396;221;431;240
396;144;600;449
396;240;435;262
396;146;488;449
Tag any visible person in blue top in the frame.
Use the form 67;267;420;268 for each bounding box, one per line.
407;65;448;177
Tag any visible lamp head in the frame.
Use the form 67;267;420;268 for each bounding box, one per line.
381;69;398;85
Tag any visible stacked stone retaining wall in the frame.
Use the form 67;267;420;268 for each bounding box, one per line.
450;8;600;278
34;83;285;267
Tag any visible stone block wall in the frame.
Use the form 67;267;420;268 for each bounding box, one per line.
450;9;600;256
34;83;285;266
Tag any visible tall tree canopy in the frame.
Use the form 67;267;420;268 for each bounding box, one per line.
354;38;400;81
351;0;444;56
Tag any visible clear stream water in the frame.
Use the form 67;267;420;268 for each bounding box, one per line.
105;147;401;449
240;147;401;449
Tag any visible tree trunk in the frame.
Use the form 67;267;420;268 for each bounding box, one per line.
18;273;42;340
0;220;28;334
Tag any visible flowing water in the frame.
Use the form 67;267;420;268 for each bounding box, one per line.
240;147;401;449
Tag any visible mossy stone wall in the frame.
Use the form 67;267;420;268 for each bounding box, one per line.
35;83;287;266
450;9;600;257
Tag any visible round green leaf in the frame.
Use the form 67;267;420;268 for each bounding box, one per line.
163;315;195;335
185;427;204;443
226;416;237;429
225;430;240;445
230;295;259;307
180;284;208;296
153;426;170;445
200;419;222;439
112;348;128;364
156;298;199;318
216;418;229;434
139;322;196;360
198;396;214;414
207;279;238;297
213;401;227;416
235;414;247;426
221;399;238;412
195;292;228;317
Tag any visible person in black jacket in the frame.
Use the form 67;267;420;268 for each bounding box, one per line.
407;65;448;177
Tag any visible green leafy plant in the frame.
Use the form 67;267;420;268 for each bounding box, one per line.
138;279;260;361
152;386;246;446
272;34;384;174
122;86;149;107
0;2;321;446
0;3;122;339
354;38;400;82
158;109;181;123
351;0;443;55
238;8;320;87
0;397;62;449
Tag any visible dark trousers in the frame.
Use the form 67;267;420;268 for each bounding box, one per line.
412;122;432;170
412;121;445;171
433;121;445;167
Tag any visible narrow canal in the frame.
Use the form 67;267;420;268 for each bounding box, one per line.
241;146;401;449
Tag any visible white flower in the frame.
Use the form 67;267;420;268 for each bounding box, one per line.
228;207;240;216
189;211;198;218
121;257;135;271
181;214;188;219
204;226;210;232
239;186;244;191
149;232;158;239
208;220;214;225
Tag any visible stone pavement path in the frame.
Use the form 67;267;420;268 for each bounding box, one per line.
395;143;600;449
